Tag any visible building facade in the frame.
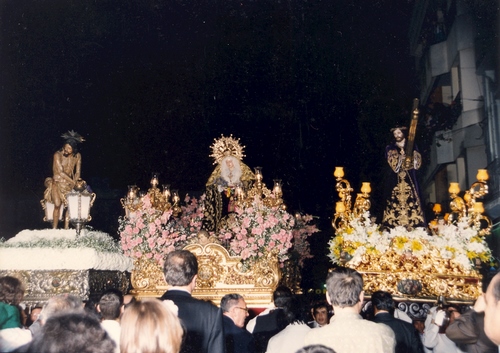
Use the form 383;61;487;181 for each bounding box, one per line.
409;0;500;253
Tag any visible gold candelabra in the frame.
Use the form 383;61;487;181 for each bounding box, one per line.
120;172;181;218
332;167;371;231
235;167;286;210
447;169;491;236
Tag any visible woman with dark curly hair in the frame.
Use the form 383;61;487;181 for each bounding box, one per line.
0;276;25;330
0;276;32;352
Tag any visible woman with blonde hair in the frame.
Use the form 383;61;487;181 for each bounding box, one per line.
120;298;183;353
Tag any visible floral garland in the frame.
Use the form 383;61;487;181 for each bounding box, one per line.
218;205;295;265
0;230;121;253
173;194;206;237
328;211;492;271
119;194;187;266
119;194;318;269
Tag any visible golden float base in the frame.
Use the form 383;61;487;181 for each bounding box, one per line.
130;243;281;307
0;269;130;307
347;251;482;302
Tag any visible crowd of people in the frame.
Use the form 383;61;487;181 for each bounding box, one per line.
1;250;500;353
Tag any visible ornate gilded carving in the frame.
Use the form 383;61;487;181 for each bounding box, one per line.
130;258;168;290
129;243;281;306
88;270;130;302
0;269;129;307
351;251;482;302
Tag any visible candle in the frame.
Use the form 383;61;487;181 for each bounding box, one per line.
476;169;489;181
254;167;263;181
449;182;460;195
151;172;159;187
334;167;344;178
162;184;171;199
361;182;371;194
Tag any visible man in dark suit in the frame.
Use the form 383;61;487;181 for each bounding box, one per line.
221;293;255;353
247;286;292;353
160;250;225;353
371;291;424;353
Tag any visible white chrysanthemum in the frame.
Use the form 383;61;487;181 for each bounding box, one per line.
466;241;488;253
440;249;454;259
453;253;472;271
350;246;367;267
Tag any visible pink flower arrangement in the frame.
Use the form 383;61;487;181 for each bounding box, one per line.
290;213;319;267
119;194;189;266
173;194;206;238
218;205;295;265
119;193;317;269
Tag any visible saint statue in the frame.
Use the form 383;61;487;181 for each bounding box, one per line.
43;130;84;229
382;126;425;230
189;230;220;246
203;135;255;232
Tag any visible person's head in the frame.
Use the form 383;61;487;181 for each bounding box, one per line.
273;285;293;308
163;250;198;288
413;319;425;334
391;126;407;143
123;294;137;309
220;156;242;182
295;345;337;353
26;310;115;353
371;291;395;314
120;298;183;353
225;157;235;169
60;130;84;156
221;293;249;328
62;142;77;156
483;272;500;345
325;267;364;310
197;230;210;245
40;294;83;325
0;275;24;306
29;307;43;324
98;289;124;321
312;302;330;326
446;305;460;325
283;295;307;324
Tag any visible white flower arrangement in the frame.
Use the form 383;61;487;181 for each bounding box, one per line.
0;229;122;253
0;229;133;272
328;212;492;272
429;218;491;270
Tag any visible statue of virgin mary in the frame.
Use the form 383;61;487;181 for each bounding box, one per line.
203;135;255;232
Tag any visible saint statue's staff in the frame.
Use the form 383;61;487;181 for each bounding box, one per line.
405;98;420;170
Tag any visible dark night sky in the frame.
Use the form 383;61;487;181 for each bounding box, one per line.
0;0;418;286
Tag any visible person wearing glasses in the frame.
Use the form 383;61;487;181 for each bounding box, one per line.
221;294;255;353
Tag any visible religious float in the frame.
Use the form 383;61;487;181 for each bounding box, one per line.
0;131;133;307
0;229;132;307
326;101;493;316
118;135;319;306
328;164;492;317
0;133;318;307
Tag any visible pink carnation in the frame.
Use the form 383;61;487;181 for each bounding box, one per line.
240;248;251;259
